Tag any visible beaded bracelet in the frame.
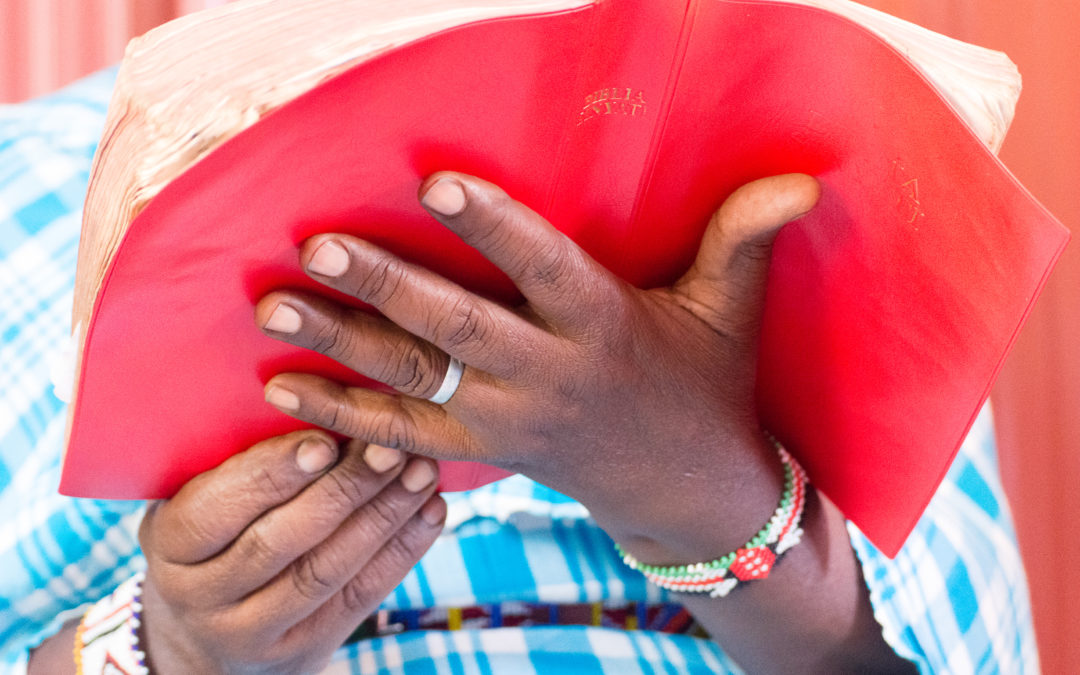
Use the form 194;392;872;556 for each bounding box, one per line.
615;434;809;598
73;571;150;675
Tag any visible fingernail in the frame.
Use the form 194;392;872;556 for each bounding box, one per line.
420;496;446;526
263;303;301;334
421;178;466;217
296;437;336;473
364;444;402;473
400;459;436;493
307;240;350;277
265;385;300;412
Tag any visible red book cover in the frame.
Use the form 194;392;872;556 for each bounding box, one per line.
60;0;1069;557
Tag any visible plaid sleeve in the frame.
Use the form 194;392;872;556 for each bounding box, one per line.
849;405;1041;673
0;69;149;673
304;407;1039;674
0;68;1037;674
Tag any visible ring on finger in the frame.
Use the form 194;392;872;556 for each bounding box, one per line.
428;356;464;404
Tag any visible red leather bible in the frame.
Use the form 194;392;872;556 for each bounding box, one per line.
60;0;1069;557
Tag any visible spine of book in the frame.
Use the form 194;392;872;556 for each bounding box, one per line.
544;0;696;283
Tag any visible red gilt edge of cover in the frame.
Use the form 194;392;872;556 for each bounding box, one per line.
60;0;1069;558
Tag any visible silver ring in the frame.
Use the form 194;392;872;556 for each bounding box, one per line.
429;356;464;404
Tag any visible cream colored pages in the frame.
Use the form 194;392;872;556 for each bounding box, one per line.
786;0;1019;153
64;0;1022;409
75;0;593;333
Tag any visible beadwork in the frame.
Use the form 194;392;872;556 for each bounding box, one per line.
74;571;149;675
615;433;809;598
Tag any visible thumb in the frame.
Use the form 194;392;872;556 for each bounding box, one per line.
674;173;820;339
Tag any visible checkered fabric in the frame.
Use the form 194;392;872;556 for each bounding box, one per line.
0;70;1038;674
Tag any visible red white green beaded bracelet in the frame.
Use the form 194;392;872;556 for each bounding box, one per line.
615;434;809;598
73;571;150;675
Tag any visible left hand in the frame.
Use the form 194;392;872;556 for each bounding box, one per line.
138;433;443;674
255;171;818;561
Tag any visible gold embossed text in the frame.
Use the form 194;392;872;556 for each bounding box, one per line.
577;87;647;125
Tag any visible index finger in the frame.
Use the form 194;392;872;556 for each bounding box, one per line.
418;172;618;327
143;430;339;564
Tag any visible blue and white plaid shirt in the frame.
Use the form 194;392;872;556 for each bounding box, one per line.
0;70;1039;674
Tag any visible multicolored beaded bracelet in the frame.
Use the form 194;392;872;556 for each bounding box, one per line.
73;571;150;675
615;434;809;598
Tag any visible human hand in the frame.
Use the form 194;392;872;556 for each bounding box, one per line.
255;172;817;562
137;431;444;674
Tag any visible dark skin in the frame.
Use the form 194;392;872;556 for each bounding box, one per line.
31;434;447;674
254;171;912;673
31;173;914;673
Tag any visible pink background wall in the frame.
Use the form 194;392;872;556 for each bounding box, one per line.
0;0;226;102
2;1;1077;671
861;5;1080;673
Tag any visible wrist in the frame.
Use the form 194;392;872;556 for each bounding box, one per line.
27;621;79;675
616;439;808;597
592;430;787;565
140;580;224;675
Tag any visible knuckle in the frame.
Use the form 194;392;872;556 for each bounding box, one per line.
235;519;289;568
361;493;406;537
382;523;434;566
467;203;521;260
352;257;406;307
516;236;570;289
379;344;437;396
341;529;432;612
289;550;340;601
334;510;436;616
163;500;220;559
248;464;295;504
318;466;377;511
372;408;418;451
431;298;489;351
307;317;350;357
473;195;515;244
314;397;352;435
339;574;379;615
523;241;569;287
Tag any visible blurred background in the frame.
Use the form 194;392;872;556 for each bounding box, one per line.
2;0;1076;671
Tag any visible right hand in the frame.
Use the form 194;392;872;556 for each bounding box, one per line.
255;173;819;566
137;431;445;674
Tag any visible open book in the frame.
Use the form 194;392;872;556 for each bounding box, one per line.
60;0;1068;557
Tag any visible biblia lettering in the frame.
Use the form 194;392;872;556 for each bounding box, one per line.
577;87;646;125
